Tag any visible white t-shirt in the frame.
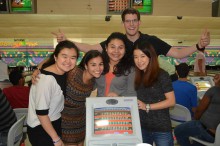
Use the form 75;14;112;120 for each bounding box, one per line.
27;74;64;128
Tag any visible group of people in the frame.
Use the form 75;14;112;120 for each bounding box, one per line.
0;7;213;146
174;73;220;146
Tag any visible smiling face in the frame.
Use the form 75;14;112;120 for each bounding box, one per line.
123;14;141;37
106;38;126;65
54;48;78;74
133;49;150;72
85;56;104;78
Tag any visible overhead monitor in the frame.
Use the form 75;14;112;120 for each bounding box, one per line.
86;97;142;146
9;0;36;13
0;0;9;13
107;0;130;14
190;76;214;99
131;0;153;14
107;0;153;15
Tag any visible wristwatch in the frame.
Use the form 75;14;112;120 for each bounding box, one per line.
146;104;151;113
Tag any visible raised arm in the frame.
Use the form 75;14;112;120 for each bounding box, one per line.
51;29;103;53
167;29;210;59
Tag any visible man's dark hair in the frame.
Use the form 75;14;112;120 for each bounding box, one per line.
176;63;189;78
121;8;140;22
9;70;23;85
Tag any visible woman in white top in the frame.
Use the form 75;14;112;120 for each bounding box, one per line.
27;40;79;146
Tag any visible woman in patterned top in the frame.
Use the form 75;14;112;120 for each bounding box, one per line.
62;50;105;146
133;40;175;146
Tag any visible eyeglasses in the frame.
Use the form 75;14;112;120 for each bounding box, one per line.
124;19;139;24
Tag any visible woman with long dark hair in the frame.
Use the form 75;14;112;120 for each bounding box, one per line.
133;40;175;146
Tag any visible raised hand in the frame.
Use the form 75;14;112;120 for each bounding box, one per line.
198;29;210;48
51;29;67;43
31;69;40;85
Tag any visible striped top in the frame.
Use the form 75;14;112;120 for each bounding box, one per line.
0;89;17;132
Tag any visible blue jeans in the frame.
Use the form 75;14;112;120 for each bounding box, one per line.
141;128;174;146
174;120;215;146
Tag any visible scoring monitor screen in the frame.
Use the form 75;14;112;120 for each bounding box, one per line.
94;107;133;135
194;80;212;92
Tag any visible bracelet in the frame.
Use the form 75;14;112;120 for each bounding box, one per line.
196;43;205;51
53;137;61;144
145;104;151;113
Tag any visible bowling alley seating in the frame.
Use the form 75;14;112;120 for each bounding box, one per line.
13;108;28;133
169;104;192;128
7;115;26;146
189;123;220;146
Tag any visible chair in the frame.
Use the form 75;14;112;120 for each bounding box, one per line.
13;108;28;132
169;104;192;128
189;123;220;146
7;115;26;146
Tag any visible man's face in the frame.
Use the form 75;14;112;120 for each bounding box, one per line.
122;14;141;37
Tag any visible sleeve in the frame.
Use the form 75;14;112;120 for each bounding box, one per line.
149;36;172;56
159;70;173;93
125;68;136;96
34;75;56;114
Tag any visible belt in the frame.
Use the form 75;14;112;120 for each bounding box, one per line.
201;123;215;137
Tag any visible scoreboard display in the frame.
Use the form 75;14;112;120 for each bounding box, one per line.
107;0;152;14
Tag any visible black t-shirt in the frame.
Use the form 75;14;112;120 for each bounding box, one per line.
100;31;171;57
137;69;173;132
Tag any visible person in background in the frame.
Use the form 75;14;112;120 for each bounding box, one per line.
172;63;198;117
0;88;17;146
133;41;175;146
0;56;9;81
3;70;30;108
62;50;105;146
27;40;79;146
194;48;206;76
174;74;220;146
158;55;178;82
53;8;210;60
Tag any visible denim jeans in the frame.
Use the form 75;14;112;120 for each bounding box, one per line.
174;120;215;146
141;128;174;146
0;131;8;146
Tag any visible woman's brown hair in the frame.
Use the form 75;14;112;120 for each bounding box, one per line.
134;41;160;89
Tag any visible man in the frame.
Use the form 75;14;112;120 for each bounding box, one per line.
172;63;198;117
0;89;17;146
174;74;220;146
3;70;30;108
194;48;206;76
52;8;210;59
